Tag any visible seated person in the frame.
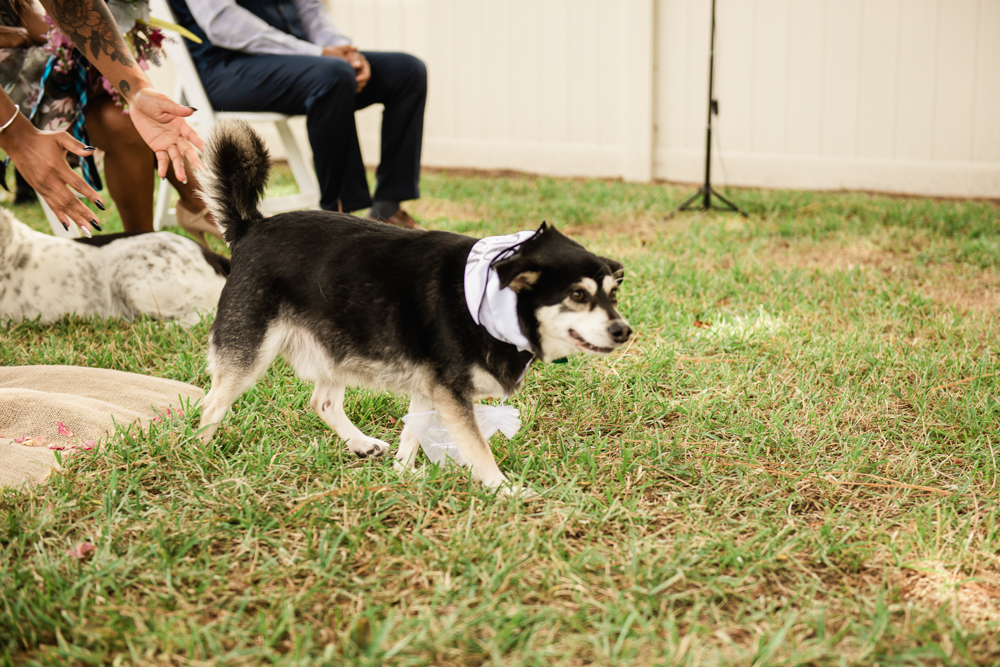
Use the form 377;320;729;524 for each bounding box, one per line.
170;0;427;228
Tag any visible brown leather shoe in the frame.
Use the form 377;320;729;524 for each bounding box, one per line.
368;208;424;230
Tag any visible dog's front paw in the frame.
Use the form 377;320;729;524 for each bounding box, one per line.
495;483;538;499
347;436;390;458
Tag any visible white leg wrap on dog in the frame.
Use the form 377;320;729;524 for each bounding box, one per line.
394;393;434;473
431;389;508;488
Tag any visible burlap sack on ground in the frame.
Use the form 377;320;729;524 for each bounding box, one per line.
0;366;203;489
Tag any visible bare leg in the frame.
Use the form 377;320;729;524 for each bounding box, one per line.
394;392;434;473
310;382;389;458
167;161;212;216
84;96;155;232
86;98;213;231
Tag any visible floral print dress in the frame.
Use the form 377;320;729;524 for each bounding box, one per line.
0;0;76;135
0;0;166;189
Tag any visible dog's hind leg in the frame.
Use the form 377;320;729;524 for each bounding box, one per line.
393;393;434;473
198;366;266;443
198;336;282;443
311;382;390;458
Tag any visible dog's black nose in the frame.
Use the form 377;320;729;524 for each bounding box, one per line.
608;320;631;343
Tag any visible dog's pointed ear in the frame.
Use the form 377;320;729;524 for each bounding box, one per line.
507;270;541;292
494;255;541;292
601;257;625;285
537;221;549;234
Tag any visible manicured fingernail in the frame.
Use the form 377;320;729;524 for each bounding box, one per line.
185;106;197;111
82;226;92;238
84;145;96;151
95;199;105;211
90;219;102;232
60;220;69;231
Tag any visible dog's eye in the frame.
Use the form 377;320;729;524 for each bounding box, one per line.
570;289;588;303
609;287;618;302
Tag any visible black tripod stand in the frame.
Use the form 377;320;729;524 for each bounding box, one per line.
670;0;747;218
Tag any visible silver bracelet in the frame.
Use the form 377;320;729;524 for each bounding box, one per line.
0;104;19;134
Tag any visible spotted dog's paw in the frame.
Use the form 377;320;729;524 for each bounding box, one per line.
348;436;390;458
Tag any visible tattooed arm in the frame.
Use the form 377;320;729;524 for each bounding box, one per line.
38;0;204;180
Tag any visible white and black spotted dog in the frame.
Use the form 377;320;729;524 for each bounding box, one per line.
0;207;228;326
196;121;631;494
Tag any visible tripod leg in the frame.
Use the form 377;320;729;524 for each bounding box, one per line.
709;187;749;218
666;187;707;219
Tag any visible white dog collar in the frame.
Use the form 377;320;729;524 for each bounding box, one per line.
464;230;538;351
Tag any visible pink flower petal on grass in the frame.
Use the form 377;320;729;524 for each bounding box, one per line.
151;416;161;424
13;436;29;444
57;421;73;437
82;440;96;450
66;542;95;560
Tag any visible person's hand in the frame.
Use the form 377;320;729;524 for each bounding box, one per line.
321;45;355;59
127;87;204;182
321;45;370;92
353;52;370;93
0;26;32;48
1;117;103;232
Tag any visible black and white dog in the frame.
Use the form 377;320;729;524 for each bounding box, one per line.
0;208;228;326
197;121;631;492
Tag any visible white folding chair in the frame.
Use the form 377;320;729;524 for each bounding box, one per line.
42;198;80;238
149;0;321;229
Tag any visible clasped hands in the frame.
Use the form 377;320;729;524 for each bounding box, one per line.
321;45;371;93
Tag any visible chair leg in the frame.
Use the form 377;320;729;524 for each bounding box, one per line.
275;119;321;209
40;198;80;238
153;176;176;230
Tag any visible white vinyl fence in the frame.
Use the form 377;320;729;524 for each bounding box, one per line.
655;0;1000;198
151;0;1000;198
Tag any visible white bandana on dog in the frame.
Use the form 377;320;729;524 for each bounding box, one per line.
464;230;538;351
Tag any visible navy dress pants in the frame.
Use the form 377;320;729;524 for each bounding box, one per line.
198;51;427;213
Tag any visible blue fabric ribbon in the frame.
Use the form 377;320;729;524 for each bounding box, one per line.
30;51;102;191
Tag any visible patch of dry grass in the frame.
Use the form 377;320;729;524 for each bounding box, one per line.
2;173;1000;665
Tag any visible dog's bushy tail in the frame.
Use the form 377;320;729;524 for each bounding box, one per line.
200;120;270;245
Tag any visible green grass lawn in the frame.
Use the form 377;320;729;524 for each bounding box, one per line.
2;168;999;665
